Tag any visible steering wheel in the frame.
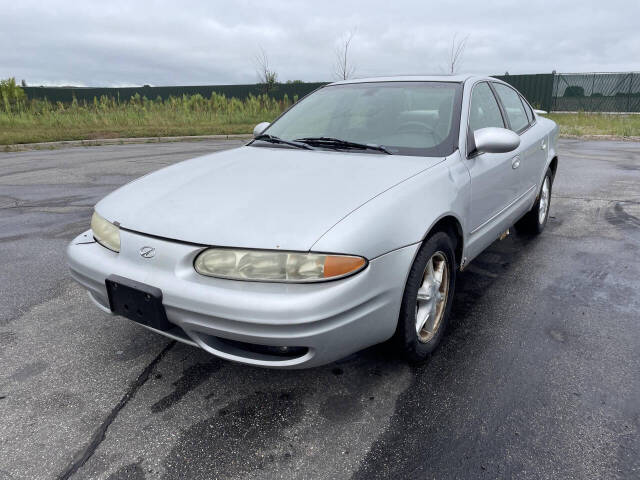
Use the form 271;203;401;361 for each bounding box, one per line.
395;121;435;135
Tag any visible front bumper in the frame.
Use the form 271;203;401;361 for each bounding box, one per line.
66;229;418;368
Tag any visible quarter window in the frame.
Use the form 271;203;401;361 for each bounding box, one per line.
468;82;505;132
521;96;534;123
493;83;529;132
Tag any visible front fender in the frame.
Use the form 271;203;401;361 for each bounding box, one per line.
311;152;471;260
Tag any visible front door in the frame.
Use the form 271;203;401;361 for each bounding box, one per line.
465;82;520;235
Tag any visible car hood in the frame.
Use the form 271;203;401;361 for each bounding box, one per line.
96;146;443;252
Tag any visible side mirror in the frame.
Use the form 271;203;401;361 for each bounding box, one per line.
253;122;271;138
473;127;520;155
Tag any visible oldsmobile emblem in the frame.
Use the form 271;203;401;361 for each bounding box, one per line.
139;246;156;258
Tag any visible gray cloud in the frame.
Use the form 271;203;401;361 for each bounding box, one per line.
2;0;638;86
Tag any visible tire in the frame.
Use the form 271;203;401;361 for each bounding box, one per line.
395;230;457;362
515;168;553;235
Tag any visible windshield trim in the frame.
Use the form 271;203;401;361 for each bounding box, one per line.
251;81;464;157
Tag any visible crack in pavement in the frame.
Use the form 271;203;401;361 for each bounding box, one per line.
56;341;176;480
555;195;640;202
0;205;94;212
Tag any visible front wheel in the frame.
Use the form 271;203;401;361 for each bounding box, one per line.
395;231;457;362
515;168;553;234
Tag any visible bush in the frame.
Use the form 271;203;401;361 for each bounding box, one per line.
0;77;295;144
0;77;27;113
564;86;585;97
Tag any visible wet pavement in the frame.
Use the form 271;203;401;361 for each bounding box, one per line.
1;139;639;479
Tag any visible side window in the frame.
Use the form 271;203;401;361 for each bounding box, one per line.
468;82;505;132
493;83;529;132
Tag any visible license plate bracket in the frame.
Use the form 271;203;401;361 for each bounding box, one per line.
105;275;170;331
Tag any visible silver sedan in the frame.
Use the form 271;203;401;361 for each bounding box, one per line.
67;75;559;368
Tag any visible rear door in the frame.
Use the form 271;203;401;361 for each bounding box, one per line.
520;94;548;190
491;82;542;201
465;81;520;234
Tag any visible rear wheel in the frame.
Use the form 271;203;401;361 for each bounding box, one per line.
516;168;553;234
395;231;457;362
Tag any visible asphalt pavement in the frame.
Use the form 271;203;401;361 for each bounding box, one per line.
1;138;639;479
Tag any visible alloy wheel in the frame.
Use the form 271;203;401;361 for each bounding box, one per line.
538;176;550;225
415;251;449;343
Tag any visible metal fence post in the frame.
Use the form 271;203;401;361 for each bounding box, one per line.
628;73;633;112
552;72;559;112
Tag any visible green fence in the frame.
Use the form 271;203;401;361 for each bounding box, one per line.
552;72;640;112
496;72;640;113
22;82;327;103
21;73;640;113
496;73;555;111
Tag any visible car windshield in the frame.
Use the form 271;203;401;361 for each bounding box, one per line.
258;81;462;157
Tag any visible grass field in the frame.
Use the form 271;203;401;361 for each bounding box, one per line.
0;88;287;145
2;77;640;145
547;112;640;137
3;105;639;146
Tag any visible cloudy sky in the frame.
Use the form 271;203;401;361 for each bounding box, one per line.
2;0;638;86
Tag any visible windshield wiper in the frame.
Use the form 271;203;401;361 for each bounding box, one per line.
253;134;315;150
294;137;392;154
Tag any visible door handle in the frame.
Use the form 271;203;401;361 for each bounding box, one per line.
512;156;520;169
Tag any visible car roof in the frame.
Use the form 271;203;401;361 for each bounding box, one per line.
328;74;498;86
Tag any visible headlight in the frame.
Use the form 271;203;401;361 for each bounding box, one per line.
91;211;120;252
194;248;366;282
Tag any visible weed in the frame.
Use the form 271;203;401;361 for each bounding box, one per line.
0;86;288;145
